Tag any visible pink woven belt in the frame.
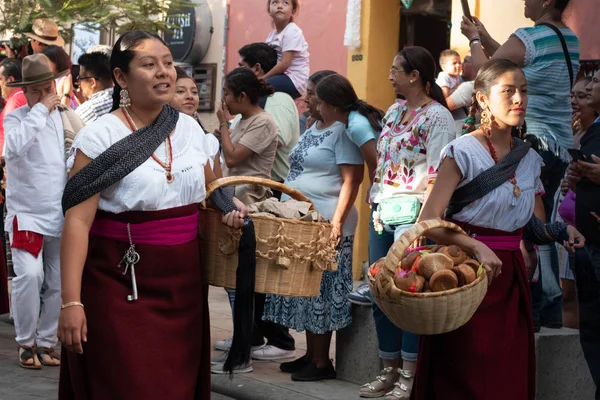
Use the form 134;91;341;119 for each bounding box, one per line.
472;234;522;252
90;211;199;246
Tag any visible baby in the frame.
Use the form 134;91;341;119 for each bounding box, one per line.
436;49;463;98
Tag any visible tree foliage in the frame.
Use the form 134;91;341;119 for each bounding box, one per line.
0;0;196;41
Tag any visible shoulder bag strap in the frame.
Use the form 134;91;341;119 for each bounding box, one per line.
538;23;574;87
446;139;532;217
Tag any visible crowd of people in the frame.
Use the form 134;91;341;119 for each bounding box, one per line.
0;0;597;399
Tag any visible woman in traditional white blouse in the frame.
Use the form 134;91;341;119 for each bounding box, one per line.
57;31;245;400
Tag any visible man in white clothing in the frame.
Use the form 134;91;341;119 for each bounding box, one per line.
4;54;81;369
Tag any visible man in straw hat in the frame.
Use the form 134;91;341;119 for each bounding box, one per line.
24;18;65;54
4;53;82;369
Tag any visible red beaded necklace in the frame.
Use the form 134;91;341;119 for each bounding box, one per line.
123;107;175;183
484;131;521;197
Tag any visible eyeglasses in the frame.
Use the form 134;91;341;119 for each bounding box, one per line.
75;76;95;83
390;67;405;75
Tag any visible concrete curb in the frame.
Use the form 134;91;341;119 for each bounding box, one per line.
211;374;319;400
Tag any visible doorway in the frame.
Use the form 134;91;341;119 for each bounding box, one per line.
399;0;453;72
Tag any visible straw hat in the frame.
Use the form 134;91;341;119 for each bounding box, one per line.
6;54;69;87
24;18;65;47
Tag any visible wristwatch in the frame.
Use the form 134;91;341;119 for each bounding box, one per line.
469;38;482;47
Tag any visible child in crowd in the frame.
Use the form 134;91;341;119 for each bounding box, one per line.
264;0;310;99
436;49;463;98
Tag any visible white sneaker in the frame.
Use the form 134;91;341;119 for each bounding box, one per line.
211;360;253;374
214;337;232;351
251;345;296;361
211;351;229;365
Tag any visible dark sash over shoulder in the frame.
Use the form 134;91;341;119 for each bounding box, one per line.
446;138;531;217
62;105;179;213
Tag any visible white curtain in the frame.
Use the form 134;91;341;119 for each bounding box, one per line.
343;0;361;49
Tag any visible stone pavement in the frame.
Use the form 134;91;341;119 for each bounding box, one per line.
0;286;361;400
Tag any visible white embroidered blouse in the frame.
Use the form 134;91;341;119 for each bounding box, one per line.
442;134;545;232
67;112;212;213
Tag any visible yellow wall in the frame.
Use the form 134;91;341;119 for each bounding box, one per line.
449;0;532;56
346;0;401;279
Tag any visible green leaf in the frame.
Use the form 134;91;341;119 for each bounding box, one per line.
477;263;484;278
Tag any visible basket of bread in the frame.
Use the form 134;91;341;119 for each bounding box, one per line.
368;219;488;335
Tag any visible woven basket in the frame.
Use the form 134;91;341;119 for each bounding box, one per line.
368;219;489;335
198;176;337;297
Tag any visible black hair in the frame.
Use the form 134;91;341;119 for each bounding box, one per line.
175;66;194;82
110;30;167;112
41;45;71;73
439;49;461;66
224;67;274;105
238;43;278;74
77;51;111;82
398;47;449;110
0;58;22;81
308;70;337;86
316;74;384;133
554;0;571;13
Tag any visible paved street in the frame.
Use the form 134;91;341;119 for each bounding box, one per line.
0;287;360;400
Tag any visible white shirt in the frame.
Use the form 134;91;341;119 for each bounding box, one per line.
4;103;67;236
443;134;545;232
266;22;310;95
67;112;211;213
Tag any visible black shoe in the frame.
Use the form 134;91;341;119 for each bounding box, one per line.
280;355;309;373
291;360;336;382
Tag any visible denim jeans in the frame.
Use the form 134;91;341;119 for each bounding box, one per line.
226;289;295;350
573;244;600;398
531;149;568;328
368;206;418;362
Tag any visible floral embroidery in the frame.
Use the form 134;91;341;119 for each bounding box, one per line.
287;128;335;182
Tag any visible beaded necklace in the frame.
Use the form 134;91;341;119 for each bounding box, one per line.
484;131;521;197
123;106;175;183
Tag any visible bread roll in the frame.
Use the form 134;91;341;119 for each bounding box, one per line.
430;269;459;292
401;252;420;272
438;245;468;265
394;273;425;293
453;264;477;286
462;259;481;275
418;253;454;279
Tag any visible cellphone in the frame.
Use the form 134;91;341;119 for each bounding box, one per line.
461;0;472;21
568;148;585;161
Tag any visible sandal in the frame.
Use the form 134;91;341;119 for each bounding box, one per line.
18;346;41;369
36;347;61;367
384;369;414;400
360;367;399;398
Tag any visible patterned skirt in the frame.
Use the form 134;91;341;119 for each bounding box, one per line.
262;236;354;334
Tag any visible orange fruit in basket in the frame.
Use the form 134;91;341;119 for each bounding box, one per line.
430;269;459;292
417;253;454;279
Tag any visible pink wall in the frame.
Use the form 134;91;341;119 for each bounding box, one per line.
564;0;600;59
226;0;349;78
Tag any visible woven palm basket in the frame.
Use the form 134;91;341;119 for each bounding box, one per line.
368;219;489;335
198;176;337;297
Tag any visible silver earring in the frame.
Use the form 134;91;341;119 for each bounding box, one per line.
120;88;131;108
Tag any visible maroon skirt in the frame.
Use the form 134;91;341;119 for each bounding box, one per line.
59;205;210;400
412;222;535;400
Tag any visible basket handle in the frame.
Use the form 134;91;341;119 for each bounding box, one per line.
205;176;316;210
383;219;467;273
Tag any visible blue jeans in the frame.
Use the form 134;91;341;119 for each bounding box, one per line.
368;206;418;362
574;244;600;398
531;149;568;328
